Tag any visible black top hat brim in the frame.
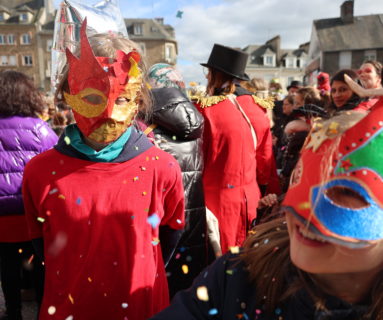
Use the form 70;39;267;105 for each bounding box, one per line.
201;63;250;81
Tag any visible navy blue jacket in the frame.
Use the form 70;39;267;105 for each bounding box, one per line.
151;253;369;320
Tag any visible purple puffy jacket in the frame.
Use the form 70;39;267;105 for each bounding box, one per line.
0;116;58;216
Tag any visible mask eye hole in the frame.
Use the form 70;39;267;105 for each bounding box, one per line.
82;94;104;105
325;186;369;209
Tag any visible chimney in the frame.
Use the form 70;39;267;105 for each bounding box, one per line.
340;0;354;24
154;17;164;25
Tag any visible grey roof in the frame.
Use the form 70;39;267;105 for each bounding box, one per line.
0;1;40;23
314;14;383;51
125;18;176;41
242;45;260;54
16;4;35;13
0;5;11;13
245;43;306;66
0;0;44;10
42;19;54;31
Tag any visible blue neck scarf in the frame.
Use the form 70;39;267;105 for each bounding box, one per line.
64;124;132;162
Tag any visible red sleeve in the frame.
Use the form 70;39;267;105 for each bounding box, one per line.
160;158;185;230
22;161;45;239
252;105;274;186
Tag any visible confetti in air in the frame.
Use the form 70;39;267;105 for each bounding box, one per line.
49;188;58;195
176;10;184;18
37;217;45;223
196;286;209;301
147;213;160;228
275;308;282;315
64;136;71;145
121;302;128;309
209;308;218;315
47;306;56;315
229;246;240;254
182;264;189;274
28;254;34;264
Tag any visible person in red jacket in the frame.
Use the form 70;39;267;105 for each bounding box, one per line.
22;21;185;320
195;44;275;255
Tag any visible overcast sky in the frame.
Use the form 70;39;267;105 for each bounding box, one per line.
54;0;383;84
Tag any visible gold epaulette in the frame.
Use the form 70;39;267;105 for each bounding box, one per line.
194;95;227;108
252;95;275;110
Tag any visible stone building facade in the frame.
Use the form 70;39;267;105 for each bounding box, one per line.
0;0;54;91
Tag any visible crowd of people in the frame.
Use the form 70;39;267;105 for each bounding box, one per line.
1;13;383;320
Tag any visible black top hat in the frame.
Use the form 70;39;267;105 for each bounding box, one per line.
201;44;250;81
287;80;302;91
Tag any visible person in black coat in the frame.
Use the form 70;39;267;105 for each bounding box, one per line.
145;63;215;297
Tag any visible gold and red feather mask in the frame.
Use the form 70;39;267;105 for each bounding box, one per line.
64;19;142;143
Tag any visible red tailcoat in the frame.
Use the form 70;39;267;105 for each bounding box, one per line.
196;94;274;253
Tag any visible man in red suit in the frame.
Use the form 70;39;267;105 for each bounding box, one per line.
195;44;276;254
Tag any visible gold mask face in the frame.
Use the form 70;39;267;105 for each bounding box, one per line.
86;75;142;143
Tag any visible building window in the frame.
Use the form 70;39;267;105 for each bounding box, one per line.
0;34;5;45
21;33;31;45
1;55;7;65
165;44;172;62
22;55;33;66
364;50;377;61
287;77;294;86
7;34;15;44
19;13;28;22
47;39;53;51
133;24;143;35
297;58;306;68
285;57;295;68
9;55;16;66
264;55;275;66
339;51;352;69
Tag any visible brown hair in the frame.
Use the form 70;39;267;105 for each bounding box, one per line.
206;68;236;96
283;95;294;105
296;86;322;106
241;78;269;99
241;216;383;318
330;69;358;86
242;78;268;92
55;33;152;120
361;60;383;79
0;70;45;117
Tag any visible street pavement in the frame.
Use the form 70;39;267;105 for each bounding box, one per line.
0;289;38;320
